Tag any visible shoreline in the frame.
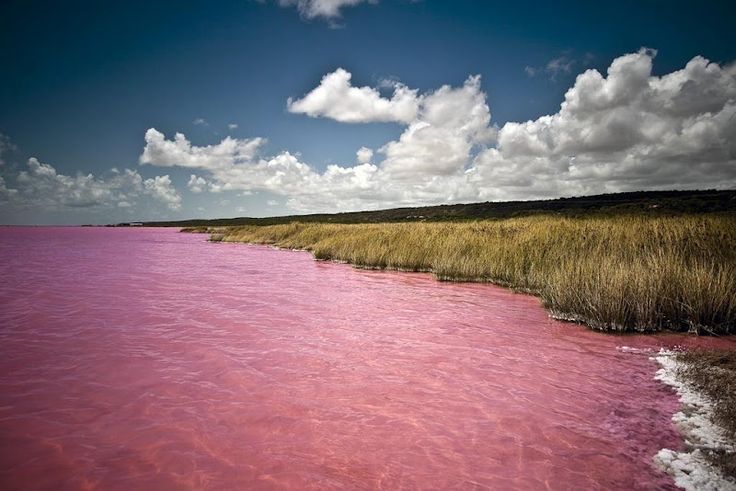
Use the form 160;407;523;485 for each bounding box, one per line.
187;214;736;335
212;232;636;331
654;351;736;488
212;235;696;336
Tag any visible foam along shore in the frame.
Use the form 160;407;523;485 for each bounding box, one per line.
654;351;736;490
185;214;736;334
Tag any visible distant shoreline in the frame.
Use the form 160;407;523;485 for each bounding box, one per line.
129;189;736;228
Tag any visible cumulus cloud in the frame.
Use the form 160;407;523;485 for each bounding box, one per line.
141;49;736;213
0;176;17;201
1;157;182;211
287;68;420;123
356;146;373;164
472;48;736;200
275;0;374;21
141;73;492;210
140;129;266;169
144;175;182;210
379;75;494;179
228;123;238;130
14;158;144;208
187;174;208;193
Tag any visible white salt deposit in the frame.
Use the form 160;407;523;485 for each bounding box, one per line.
617;346;654;355
652;350;736;491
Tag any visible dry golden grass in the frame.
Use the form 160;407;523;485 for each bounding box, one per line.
208;214;736;333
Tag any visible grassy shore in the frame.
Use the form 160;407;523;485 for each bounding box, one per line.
189;213;736;334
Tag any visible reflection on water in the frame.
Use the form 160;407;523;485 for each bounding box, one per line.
0;227;733;490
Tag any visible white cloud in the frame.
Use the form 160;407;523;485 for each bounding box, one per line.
144;175;182;210
193;118;209;126
1;157;182;211
379;75;494;179
287;68;420;123
0;176;17;201
141;73;492;211
141;49;736;213
356;146;373;164
275;0;374;20
471;48;736;200
524;66;536;77
140;129;266;169
187;174;208;193
228;123;239;130
14;158;144;208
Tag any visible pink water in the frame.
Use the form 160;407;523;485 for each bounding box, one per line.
1;227;734;490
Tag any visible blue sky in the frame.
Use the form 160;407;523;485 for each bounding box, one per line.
1;0;735;224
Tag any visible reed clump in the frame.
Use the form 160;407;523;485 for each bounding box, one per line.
214;214;736;333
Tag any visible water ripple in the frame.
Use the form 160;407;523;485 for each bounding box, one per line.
1;227;734;490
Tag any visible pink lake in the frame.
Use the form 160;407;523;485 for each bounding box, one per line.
0;227;734;490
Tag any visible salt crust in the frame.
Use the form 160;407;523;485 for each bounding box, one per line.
650;350;736;491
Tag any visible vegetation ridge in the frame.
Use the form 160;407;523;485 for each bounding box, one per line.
137;189;736;228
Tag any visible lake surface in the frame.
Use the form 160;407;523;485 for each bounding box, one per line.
1;227;733;490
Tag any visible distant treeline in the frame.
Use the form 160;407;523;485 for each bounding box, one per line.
115;189;736;227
